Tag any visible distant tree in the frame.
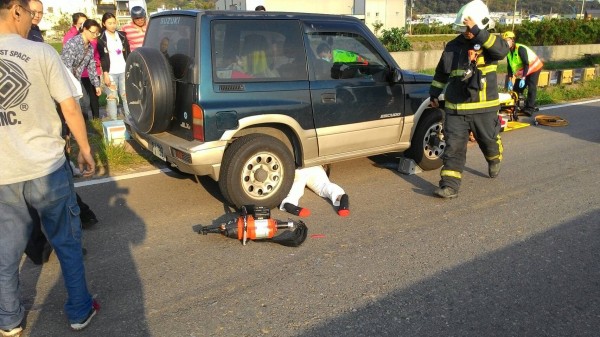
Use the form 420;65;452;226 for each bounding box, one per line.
53;14;71;38
372;20;384;37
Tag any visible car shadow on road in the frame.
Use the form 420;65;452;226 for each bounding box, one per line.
20;181;150;336
295;208;600;336
368;153;438;196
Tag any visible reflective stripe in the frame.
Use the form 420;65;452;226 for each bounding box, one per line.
483;34;496;49
450;69;465;77
478;64;497;74
446;99;500;110
450;65;496;78
507;44;544;77
441;169;462;179
479;75;487;101
432;80;446;89
485;135;503;161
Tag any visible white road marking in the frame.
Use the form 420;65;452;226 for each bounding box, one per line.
74;168;172;187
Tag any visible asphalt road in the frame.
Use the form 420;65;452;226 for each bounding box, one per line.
18;101;600;337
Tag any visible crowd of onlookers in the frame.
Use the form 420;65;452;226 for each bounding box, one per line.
30;1;148;122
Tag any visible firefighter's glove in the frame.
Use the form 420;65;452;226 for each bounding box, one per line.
507;80;513;91
518;78;526;89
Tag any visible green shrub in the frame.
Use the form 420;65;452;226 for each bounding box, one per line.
379;27;412;52
496;19;600;46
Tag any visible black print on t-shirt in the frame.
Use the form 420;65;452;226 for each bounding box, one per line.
0;58;31;111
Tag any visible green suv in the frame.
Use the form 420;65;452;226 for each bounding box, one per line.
125;10;445;207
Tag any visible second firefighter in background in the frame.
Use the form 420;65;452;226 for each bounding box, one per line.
429;0;509;199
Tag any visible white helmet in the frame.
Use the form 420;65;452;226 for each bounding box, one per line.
453;0;491;32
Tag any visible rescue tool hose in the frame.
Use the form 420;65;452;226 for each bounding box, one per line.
534;114;569;127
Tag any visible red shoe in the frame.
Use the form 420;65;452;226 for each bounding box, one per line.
337;194;349;217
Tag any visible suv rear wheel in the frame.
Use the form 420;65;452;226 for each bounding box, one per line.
219;134;295;208
405;108;445;170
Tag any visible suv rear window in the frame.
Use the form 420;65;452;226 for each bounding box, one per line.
212;20;307;82
145;15;196;79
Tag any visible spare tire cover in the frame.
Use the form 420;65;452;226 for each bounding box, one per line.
125;47;175;134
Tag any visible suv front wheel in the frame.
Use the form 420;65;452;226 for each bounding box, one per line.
219;134;295;208
405;108;445;170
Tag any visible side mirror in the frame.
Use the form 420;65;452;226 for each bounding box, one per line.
392;68;402;83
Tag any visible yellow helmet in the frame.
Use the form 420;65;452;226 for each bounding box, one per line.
502;31;516;40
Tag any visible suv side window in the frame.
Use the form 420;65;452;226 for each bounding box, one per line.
306;32;387;82
212;20;307;82
145;15;196;80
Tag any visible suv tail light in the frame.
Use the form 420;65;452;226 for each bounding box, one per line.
192;104;204;141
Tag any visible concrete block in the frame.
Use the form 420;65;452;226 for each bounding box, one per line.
558;69;573;84
102;120;130;145
583;67;596;81
538;71;550;87
398;157;423;175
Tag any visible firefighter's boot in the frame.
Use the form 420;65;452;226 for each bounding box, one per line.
434;186;458;199
489;161;501;178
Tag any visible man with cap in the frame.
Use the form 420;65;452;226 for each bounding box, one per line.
121;5;146;51
429;0;509;199
502;31;543;116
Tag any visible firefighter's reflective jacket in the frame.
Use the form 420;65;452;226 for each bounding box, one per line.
429;26;509;115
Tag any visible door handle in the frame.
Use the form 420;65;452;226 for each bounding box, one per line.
321;93;336;103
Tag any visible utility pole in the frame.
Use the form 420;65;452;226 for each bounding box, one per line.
512;0;517;31
580;0;585;19
409;0;413;35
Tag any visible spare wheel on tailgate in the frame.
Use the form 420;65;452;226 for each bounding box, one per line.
125;47;175;134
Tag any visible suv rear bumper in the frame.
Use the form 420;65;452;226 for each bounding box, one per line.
130;129;227;180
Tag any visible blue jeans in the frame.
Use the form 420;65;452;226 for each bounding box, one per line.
0;160;92;329
103;72;129;120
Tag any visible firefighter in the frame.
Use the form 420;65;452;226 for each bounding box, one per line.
502;31;544;116
429;0;509;199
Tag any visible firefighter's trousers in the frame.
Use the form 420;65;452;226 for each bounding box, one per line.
439;110;503;191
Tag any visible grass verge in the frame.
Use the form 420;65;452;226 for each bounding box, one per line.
70;119;159;176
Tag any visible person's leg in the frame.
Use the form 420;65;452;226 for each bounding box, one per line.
24;211;48;265
76;193;97;229
0;182;34;331
305;166;345;206
525;70;541;111
79;77;93;121
103;75;118;121
280;169;310;217
438;113;470;192
115;73;130;119
471;111;502;177
89;76;101;120
30;161;93;324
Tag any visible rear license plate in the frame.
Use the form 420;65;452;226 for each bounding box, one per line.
151;141;166;161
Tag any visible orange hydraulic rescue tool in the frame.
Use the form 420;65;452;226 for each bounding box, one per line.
199;205;308;247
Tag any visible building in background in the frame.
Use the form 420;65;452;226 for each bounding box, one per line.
214;0;405;35
40;0;147;38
